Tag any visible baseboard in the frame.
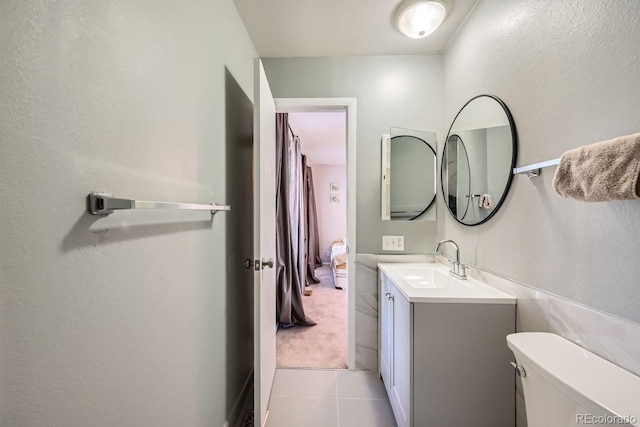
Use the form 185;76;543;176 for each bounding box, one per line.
225;370;254;427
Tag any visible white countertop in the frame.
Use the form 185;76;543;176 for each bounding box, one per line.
378;262;516;304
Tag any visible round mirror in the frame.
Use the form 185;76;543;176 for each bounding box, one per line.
441;95;517;226
389;134;437;220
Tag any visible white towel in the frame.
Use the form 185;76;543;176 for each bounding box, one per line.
478;194;494;209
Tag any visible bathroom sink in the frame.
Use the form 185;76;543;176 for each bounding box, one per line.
377;262;515;304
391;265;467;289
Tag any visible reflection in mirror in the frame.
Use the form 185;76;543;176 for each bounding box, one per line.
441;95;517;226
382;127;437;221
444;135;470;220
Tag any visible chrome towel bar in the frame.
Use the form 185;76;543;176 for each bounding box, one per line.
87;193;231;216
513;157;561;177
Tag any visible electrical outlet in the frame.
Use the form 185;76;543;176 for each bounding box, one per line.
382;235;404;251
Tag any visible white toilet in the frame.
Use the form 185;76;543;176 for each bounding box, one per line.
507;332;640;427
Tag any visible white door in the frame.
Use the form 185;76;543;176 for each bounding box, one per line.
253;59;277;427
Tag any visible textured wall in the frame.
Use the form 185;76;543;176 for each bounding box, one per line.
0;1;257;426
262;56;443;255
442;0;640;324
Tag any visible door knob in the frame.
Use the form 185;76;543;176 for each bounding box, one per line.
244;258;260;271
261;258;275;269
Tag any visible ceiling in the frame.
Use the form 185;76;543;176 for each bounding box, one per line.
288;111;346;165
233;0;479;57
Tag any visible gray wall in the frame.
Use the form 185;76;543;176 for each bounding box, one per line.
486;126;512;202
262;56;443;255
0;1;257;426
442;0;640;324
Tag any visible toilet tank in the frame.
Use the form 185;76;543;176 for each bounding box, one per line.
507;333;640;427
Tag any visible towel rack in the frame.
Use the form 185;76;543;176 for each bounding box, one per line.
87;192;231;216
513;158;561;178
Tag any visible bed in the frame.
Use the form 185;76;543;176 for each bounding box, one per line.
330;239;348;290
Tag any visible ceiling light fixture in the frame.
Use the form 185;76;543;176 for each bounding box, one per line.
394;0;447;39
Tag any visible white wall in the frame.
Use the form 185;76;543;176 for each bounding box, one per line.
442;0;640;324
0;1;257;426
311;165;347;263
263;56;443;255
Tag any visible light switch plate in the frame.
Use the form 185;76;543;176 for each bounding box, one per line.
382;235;404;251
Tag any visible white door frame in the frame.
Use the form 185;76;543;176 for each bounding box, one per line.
274;97;357;370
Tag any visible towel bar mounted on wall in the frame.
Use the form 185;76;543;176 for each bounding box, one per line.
513;158;561;178
87;192;231;216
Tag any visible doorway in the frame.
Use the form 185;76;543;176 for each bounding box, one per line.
274;98;357;370
275;110;348;369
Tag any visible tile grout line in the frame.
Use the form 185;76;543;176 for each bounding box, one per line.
336;397;390;401
270;395;338;399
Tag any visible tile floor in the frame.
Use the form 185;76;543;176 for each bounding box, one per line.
265;368;397;427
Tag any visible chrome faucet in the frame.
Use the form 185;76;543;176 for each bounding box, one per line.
434;239;467;279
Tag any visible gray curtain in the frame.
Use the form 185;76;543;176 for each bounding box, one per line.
303;155;322;284
275;113;316;327
288;135;304;293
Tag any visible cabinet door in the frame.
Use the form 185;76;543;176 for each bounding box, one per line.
390;283;411;427
379;273;393;388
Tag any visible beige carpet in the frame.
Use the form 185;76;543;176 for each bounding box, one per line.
276;265;347;369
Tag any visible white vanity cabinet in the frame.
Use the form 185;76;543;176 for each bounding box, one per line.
378;263;516;427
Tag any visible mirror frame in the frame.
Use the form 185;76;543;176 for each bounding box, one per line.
389;134;437;221
440;94;518;226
